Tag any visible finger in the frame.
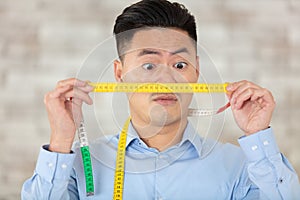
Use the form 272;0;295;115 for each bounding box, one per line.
226;81;245;101
77;84;94;92
248;88;275;104
255;88;276;109
226;90;233;100
230;81;260;104
64;95;82;105
69;97;83;107
66;97;83;113
250;90;266;102
226;81;245;92
226;80;259;93
45;85;72;103
234;88;266;109
54;83;94;100
65;98;84;126
64;88;93;105
56;78;88;88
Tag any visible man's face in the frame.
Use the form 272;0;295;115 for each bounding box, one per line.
114;28;199;131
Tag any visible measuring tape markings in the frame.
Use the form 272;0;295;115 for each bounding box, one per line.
80;146;94;196
78;121;95;196
113;117;131;200
89;83;228;93
79;82;228;198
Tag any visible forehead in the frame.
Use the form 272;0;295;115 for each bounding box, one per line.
126;28;196;55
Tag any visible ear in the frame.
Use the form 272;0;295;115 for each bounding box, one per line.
196;56;200;78
114;59;123;82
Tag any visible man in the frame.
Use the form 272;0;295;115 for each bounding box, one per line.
22;0;300;199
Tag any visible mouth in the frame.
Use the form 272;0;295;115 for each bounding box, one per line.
152;94;178;106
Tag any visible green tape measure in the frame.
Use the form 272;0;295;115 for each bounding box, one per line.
78;121;94;196
80;146;94;196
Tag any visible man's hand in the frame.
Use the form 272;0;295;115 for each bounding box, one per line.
44;78;94;153
226;80;276;136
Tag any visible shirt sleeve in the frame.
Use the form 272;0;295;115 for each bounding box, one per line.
21;145;79;200
238;128;300;199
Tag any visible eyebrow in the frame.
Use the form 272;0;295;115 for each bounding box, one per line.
137;49;161;57
170;47;189;55
137;47;190;57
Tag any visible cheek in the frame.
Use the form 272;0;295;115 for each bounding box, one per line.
127;93;149;106
185;69;199;82
186;94;193;102
179;94;193;107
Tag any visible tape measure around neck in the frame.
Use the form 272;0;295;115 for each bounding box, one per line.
90;83;228;93
113;117;131;200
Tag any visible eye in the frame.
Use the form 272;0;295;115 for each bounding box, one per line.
174;62;187;69
142;63;156;70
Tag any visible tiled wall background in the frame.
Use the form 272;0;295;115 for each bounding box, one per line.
0;0;299;198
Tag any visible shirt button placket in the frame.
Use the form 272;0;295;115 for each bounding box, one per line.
154;154;159;200
155;154;166;200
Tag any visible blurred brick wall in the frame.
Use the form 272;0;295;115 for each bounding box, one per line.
0;0;299;198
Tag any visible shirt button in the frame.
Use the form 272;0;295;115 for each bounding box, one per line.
61;164;67;169
251;145;258;151
279;177;284;184
48;163;53;168
263;140;269;146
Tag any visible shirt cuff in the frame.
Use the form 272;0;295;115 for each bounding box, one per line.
35;145;76;182
238;128;280;162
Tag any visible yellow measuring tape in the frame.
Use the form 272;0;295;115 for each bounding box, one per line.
88;82;228;199
113;117;131;200
89;82;228;93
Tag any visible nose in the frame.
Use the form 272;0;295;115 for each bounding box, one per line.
155;65;177;83
155;64;188;83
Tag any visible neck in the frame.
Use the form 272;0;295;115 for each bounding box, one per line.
131;118;188;152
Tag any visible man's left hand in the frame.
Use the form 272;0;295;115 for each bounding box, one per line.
226;80;276;136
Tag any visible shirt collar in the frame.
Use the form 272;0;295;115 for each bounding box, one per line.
124;121;203;157
178;122;203;157
125;122;141;147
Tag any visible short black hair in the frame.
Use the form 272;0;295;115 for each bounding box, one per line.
113;0;197;60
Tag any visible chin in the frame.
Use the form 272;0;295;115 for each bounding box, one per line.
149;111;181;127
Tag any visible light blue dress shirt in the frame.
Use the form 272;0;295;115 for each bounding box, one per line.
22;122;300;199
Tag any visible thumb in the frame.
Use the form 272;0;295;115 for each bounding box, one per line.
226;90;233;100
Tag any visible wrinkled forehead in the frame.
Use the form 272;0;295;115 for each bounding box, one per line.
119;27;197;57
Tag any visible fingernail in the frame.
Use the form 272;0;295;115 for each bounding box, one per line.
75;80;86;86
87;85;94;90
226;84;233;91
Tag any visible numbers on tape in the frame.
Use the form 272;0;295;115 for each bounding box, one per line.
89;83;228;93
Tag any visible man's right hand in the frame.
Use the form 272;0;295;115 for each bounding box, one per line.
44;78;94;153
